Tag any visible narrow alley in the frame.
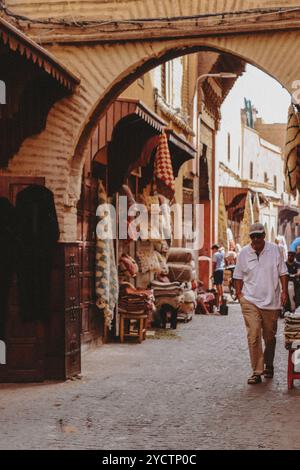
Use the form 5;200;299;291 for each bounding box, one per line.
1;303;299;451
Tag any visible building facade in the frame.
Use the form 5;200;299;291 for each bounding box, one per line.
217;97;298;246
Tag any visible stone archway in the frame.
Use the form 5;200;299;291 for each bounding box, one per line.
62;32;296;239
3;4;300;240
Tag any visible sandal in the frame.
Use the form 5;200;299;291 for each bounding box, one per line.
263;367;274;379
247;374;262;385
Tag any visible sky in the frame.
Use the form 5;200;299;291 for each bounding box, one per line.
222;64;291;124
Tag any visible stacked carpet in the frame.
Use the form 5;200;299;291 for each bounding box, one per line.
150;280;184;311
284;311;300;348
118;284;155;317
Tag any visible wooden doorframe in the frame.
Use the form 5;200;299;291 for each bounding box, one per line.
0;175;46;382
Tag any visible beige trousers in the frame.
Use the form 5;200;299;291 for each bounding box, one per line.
240;297;279;376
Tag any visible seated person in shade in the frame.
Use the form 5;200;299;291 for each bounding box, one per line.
196;281;214;315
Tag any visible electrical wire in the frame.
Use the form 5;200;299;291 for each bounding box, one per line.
1;3;300;28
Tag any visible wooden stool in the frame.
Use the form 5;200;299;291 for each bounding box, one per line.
287;340;300;390
119;313;148;344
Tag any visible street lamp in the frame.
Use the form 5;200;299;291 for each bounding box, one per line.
193;72;237;250
194;72;238;111
196;72;238;83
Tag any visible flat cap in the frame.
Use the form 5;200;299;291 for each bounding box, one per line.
249;222;265;236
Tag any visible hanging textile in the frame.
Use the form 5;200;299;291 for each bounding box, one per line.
284;104;300;197
252;192;261;223
239;191;254;247
264;223;270;242
119;184;138;241
218;190;229;250
95;181;119;330
130;135;159;171
153;132;175;200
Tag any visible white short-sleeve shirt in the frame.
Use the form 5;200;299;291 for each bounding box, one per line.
233;241;288;310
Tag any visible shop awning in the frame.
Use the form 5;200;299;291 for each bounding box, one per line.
166;129;196;176
98;99;166;146
98;99;196;194
0;17;80;167
134;101;166;132
278;205;299;224
222;186;277;222
221;187;248;222
0;16;80;91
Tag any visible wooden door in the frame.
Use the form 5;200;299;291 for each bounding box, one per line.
0;176;45;382
77;148;108;345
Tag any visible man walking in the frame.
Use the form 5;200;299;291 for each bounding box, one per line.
211;244;225;311
233;223;288;385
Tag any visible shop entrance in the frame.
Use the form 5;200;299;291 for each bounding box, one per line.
77;97;197;344
0;176;45;382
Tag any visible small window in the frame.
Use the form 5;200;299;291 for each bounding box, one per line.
201;143;207;160
138;76;144;88
227;133;231;162
250;162;254;180
274;175;277;192
199;144;208;173
264;172;268;183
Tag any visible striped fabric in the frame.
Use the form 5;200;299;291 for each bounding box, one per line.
154;132;175;200
285;104;300;197
239;191;254;247
95;181;119;330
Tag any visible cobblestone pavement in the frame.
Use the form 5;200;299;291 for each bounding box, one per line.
0;303;300;450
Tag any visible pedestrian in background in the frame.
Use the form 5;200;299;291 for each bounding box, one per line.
211;244;225;311
275;235;288;262
296;245;300;264
285;250;300;312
